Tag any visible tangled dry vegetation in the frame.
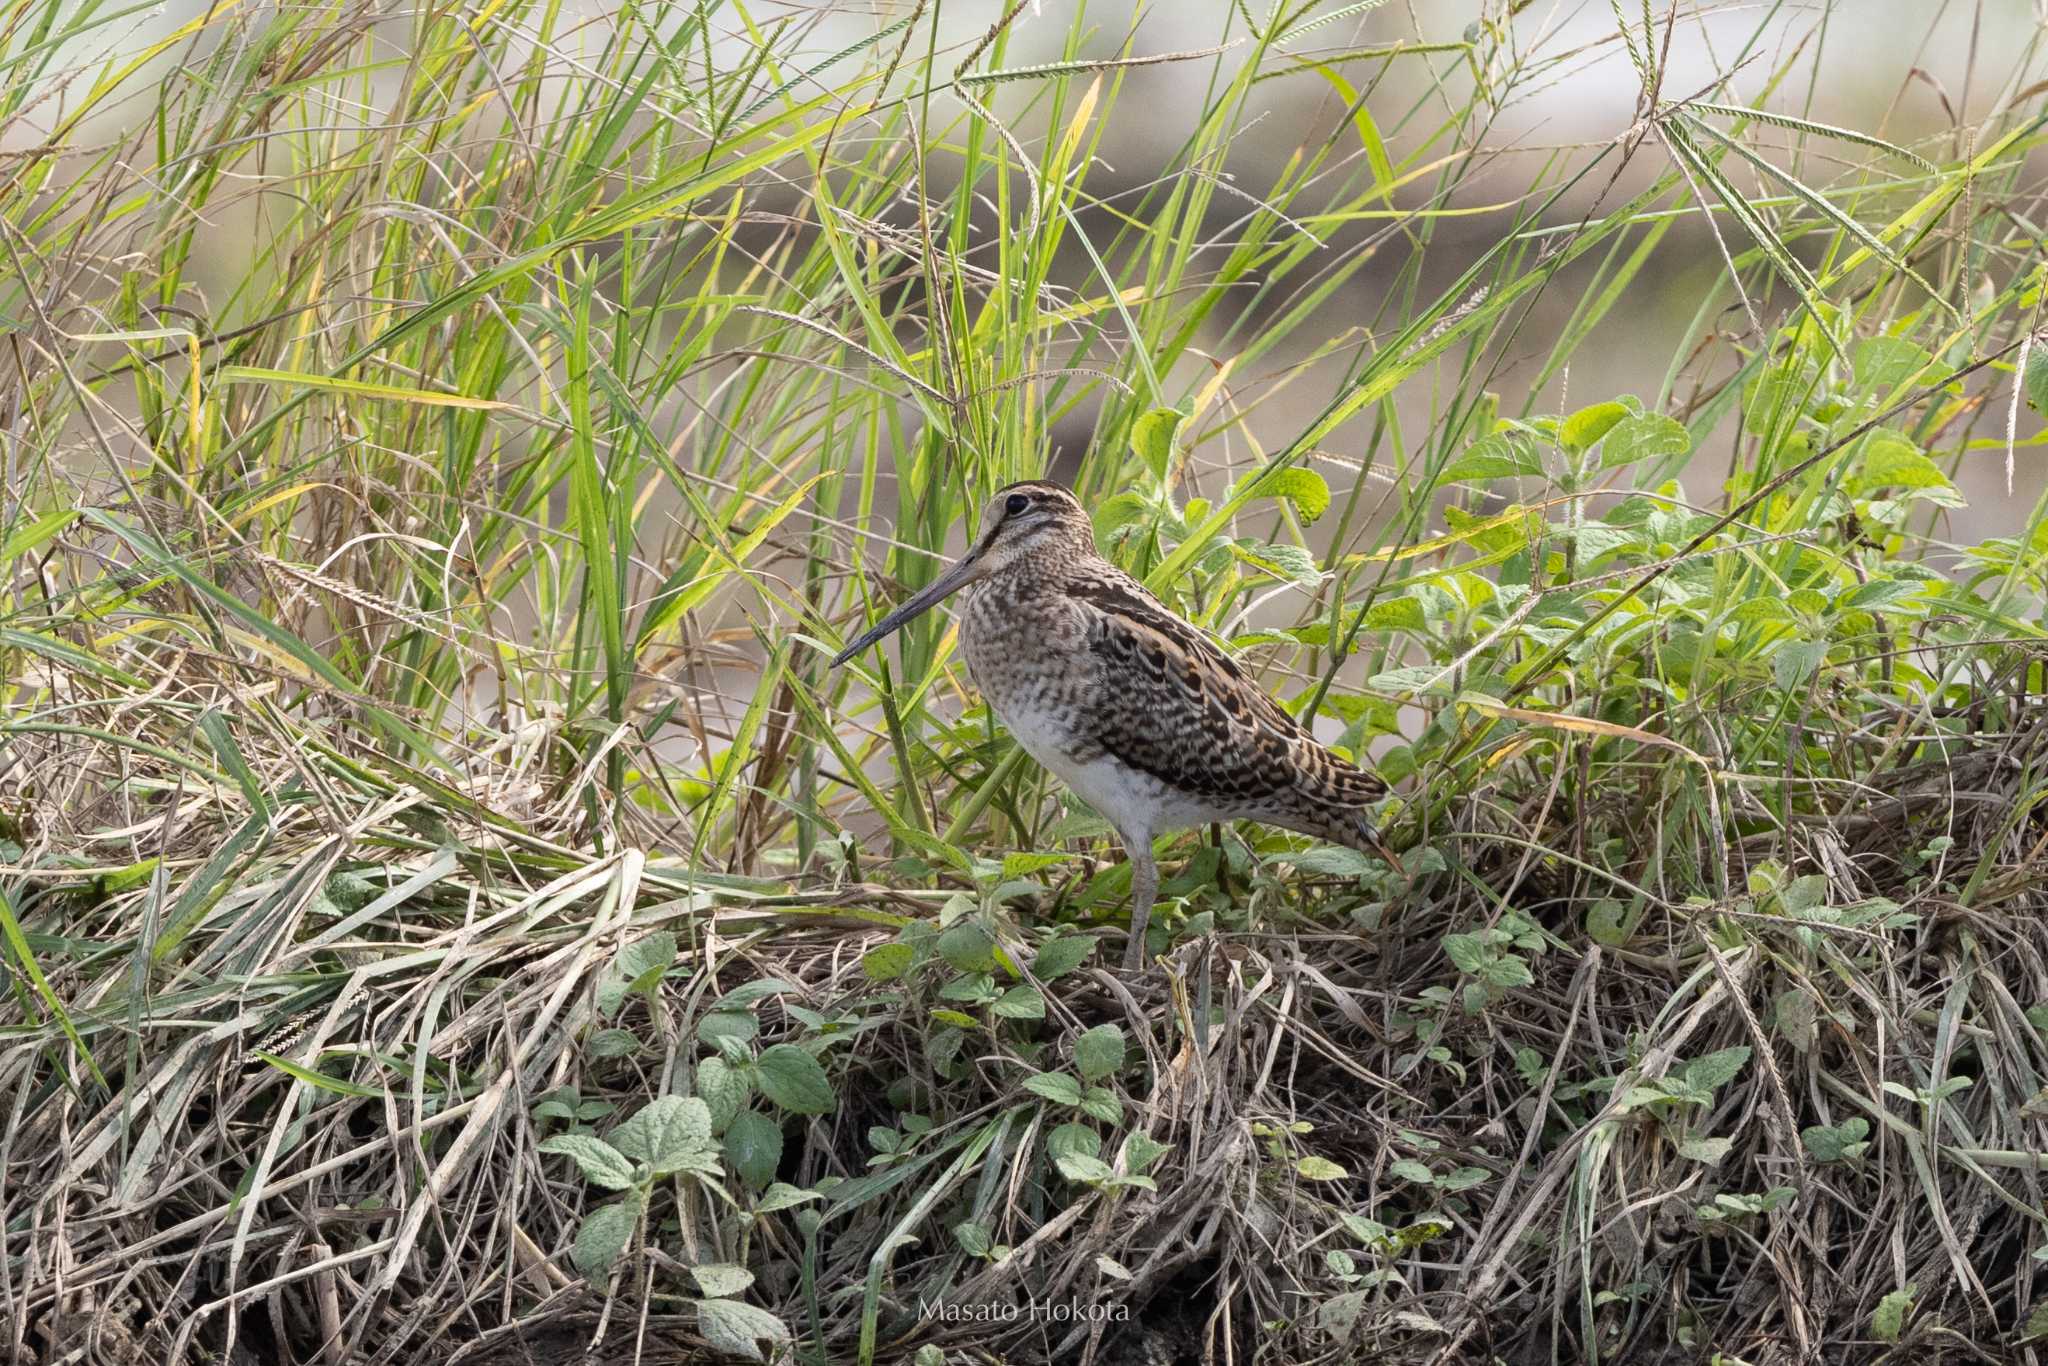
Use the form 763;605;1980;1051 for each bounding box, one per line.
7;0;2048;1364
9;622;2048;1365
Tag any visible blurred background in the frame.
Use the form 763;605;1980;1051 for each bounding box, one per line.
26;0;2045;538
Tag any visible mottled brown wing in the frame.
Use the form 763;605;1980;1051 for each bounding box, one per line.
1068;573;1383;816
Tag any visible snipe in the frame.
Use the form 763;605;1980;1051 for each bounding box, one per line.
832;480;1391;970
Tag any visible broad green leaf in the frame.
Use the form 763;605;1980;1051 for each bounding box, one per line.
695;1057;749;1134
610;1096;714;1173
1124;1132;1169;1174
1683;1047;1751;1093
754;1044;835;1114
1001;851;1069;878
573;1194;642;1276
614;931;677;1001
1320;1290;1372;1336
1369;665;1455;697
992;985;1047;1020
1046;1123;1100;1162
1233;540;1320;583
1560;401;1630;452
2027;344;2048;415
1776;990;1818;1050
724;1111;784;1188
690;1263;755;1298
699;1011;758;1047
1363;597;1428;632
862;943;914;982
1600;413;1690;469
1676;1136;1733;1164
755;1181;819;1213
1785;588;1830;618
1586;899;1630;947
590;1028;641;1059
1856;337;1935;395
1732;597;1791;623
1441;433;1544;484
1480;954;1533;989
539;1134;637;1192
1801;1118;1870;1163
1092;492;1151;540
694;1297;791;1363
1296;1155;1348;1181
1074;1025;1125;1080
1054;1151;1117;1183
1290;847;1376;877
1442;933;1488;975
1773;640;1827;690
1032;935;1098;980
1850;432;1954;495
1234;465;1331;523
1130;406;1190;479
1872;1285;1915;1343
1080;1086;1123;1123
1023;1071;1083;1105
1840;578;1927;612
936;922;997;973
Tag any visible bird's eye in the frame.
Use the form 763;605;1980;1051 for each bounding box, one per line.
1004;493;1031;517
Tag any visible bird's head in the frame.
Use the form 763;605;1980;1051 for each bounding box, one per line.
829;480;1092;666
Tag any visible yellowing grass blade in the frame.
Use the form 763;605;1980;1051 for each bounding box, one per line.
217;365;511;410
1459;699;1713;769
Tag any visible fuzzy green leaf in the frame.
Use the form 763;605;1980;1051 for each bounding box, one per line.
1074;1025;1126;1080
1032;934;1099;980
936;922;998;973
724;1111;783;1188
1560;401;1630;453
862;942;914;981
573;1195;641;1276
1600;413;1690;469
610;1096;715;1174
1023;1071;1083;1105
993;985;1047;1019
694;1297;791;1363
1872;1285;1915;1343
690;1263;755;1298
1130;407;1190;479
1237;465;1332;522
695;1057;748;1134
539;1134;636;1191
754;1044;836;1115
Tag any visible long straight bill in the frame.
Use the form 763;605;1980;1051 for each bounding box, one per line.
829;552;980;667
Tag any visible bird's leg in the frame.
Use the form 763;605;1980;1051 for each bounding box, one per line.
1123;837;1158;972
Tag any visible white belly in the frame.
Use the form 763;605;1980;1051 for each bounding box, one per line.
999;699;1222;843
960;583;1225;843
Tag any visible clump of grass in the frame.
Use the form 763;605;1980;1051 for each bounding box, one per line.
4;1;2048;1362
